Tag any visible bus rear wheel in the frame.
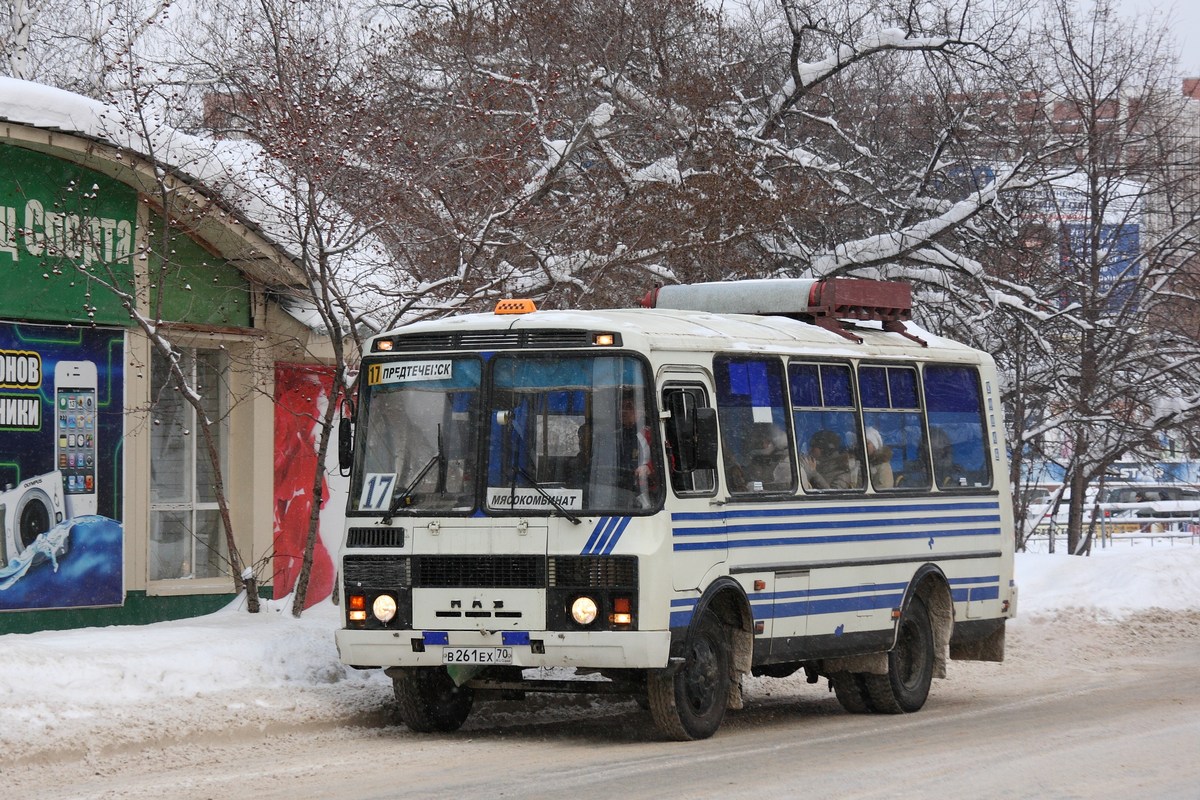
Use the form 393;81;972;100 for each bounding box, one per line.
391;667;474;732
864;594;935;713
647;609;730;740
830;672;874;713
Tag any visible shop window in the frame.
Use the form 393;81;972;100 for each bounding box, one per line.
149;347;229;581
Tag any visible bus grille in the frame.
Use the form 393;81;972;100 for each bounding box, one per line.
343;555;411;588
416;555;545;588
346;527;406;548
548;556;638;587
379;329;599;352
342;554;638;590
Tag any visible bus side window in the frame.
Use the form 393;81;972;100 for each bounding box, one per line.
662;385;717;495
788;361;863;492
858;364;927;491
715;357;795;495
923;365;992;489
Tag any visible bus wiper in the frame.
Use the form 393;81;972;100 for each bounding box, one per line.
506;420;580;525
382;426;443;525
514;464;582;525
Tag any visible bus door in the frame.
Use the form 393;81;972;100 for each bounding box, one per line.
768;568;810;654
660;379;722;593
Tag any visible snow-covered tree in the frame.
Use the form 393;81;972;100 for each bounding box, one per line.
929;0;1200;553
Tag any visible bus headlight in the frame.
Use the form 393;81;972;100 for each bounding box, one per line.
570;596;598;626
372;594;398;624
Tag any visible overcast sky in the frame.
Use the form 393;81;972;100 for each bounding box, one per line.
1123;0;1200;76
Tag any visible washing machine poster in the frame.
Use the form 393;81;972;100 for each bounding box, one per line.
0;321;124;611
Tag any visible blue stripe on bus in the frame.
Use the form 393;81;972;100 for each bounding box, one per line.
677;575;1001;628
672;513;1001;538
581;517;612;554
674;526;1001;551
670;500;1001;522
950;584;1001;603
599;516;632;555
948;575;1000;586
580;516;632;555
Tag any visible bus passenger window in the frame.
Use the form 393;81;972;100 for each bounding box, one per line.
858;364;927;490
788;362;863;492
923;365;991;489
714;357;794;495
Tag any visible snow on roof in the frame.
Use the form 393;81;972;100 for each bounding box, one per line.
0;77;399;333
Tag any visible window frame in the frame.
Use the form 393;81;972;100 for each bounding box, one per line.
148;345;230;585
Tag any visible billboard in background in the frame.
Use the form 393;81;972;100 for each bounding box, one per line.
0;321;125;611
0;143;137;326
1021;459;1200;486
1059;223;1141;313
272;363;344;609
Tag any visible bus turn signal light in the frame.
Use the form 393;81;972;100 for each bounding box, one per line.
349;594;367;622
610;596;633;626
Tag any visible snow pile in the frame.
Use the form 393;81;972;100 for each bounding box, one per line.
1017;543;1200;618
2;543;1198;764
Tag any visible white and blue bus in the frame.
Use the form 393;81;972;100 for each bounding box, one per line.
335;278;1017;740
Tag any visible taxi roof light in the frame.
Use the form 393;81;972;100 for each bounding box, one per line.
495;299;537;315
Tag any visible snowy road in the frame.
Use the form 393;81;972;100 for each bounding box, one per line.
13;609;1200;800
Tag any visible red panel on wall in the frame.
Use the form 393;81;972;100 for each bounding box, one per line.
273;363;337;608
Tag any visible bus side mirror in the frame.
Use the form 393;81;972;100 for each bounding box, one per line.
693;407;719;470
338;417;354;473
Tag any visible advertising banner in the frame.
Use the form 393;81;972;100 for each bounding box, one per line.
0;143;137;327
272;363;341;609
0;322;125;610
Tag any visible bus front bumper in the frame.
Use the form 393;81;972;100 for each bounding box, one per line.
335;628;671;671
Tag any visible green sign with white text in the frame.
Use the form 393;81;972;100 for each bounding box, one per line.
0;143;137;326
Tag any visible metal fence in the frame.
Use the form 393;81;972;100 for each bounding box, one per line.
1027;516;1200;550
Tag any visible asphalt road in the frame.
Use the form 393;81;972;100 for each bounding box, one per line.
21;614;1200;800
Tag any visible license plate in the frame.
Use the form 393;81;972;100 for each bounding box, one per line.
441;646;513;665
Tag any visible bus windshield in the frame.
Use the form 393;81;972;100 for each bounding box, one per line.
350;352;661;516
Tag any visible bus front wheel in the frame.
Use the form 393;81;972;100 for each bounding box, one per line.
647;609;730;740
391;667;474;732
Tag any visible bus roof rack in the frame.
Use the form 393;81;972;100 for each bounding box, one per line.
640;278;926;346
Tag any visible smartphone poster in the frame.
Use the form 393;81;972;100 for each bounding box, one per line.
0;321;124;611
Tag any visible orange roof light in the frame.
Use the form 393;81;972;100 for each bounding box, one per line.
495;299;537;315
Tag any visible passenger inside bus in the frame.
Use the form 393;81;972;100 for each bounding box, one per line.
863;426;895;489
800;429;859;490
928;426;967;487
742;423;791;491
617;391;653;505
568;422;592;487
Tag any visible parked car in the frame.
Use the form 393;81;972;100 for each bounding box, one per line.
1097;484;1200;532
